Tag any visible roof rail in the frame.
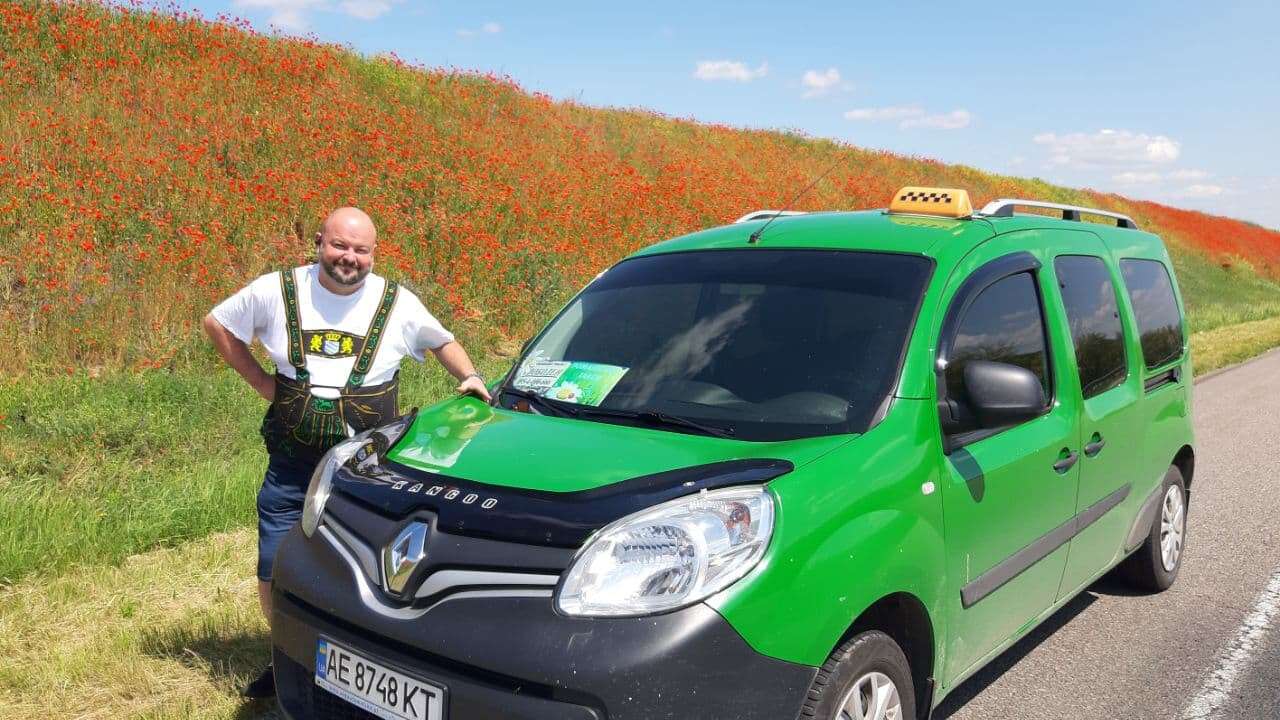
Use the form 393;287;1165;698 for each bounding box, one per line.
734;210;806;224
978;199;1139;230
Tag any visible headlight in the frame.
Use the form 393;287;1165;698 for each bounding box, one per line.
300;434;369;538
556;486;774;617
300;414;416;538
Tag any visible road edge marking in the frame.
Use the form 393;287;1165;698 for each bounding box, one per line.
1180;567;1280;719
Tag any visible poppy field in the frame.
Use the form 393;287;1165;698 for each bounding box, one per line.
1;0;1279;378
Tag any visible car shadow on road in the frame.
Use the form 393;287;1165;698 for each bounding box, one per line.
932;589;1099;718
139;621;284;719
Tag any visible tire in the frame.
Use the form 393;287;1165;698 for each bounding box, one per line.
800;630;917;720
1119;465;1187;591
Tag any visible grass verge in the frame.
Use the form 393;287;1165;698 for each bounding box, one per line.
0;528;277;720
0;371;263;585
1191;315;1280;375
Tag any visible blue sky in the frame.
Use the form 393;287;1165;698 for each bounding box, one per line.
182;0;1278;229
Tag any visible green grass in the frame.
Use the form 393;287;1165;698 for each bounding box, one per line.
1169;242;1280;333
1191;316;1280;374
0;528;279;719
0;370;263;585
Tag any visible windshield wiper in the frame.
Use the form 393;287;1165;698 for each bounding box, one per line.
576;406;737;439
499;387;581;418
500;388;734;438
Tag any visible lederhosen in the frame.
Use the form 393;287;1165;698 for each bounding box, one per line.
260;268;401;465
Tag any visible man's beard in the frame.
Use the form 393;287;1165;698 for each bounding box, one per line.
321;257;370;287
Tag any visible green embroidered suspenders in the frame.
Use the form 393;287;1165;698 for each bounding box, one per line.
261;268;402;463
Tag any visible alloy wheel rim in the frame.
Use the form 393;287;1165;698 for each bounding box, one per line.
1160;484;1185;572
836;671;902;720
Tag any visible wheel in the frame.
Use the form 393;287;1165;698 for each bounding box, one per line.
1119;465;1187;591
800;630;916;720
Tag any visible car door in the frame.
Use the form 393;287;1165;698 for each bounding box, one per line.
938;235;1082;684
1043;233;1146;597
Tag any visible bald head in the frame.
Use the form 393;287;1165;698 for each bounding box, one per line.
320;206;377;245
315;207;377;292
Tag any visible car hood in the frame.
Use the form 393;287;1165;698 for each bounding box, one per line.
383;397;850;492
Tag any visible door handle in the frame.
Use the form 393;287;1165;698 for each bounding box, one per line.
1084;434;1106;457
1053;450;1079;473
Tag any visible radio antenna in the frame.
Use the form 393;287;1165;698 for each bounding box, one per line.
747;159;842;244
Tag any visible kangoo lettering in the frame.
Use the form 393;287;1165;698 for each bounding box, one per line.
389;480;498;509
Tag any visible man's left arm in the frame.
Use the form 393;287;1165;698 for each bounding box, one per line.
431;341;492;402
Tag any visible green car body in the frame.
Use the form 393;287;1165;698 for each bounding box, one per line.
274;198;1195;719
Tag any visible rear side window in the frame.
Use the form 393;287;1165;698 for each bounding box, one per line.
1055;256;1127;398
946;272;1051;411
1120;259;1184;369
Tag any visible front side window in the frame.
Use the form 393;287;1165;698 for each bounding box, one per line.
1055;255;1127;398
505;249;933;441
1120;259;1184;369
944;271;1051;421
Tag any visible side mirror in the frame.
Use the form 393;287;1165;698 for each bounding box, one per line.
963;360;1046;429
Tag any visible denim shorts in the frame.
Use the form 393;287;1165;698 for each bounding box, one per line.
256;453;316;581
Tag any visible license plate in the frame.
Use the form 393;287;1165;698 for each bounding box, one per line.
315;637;447;720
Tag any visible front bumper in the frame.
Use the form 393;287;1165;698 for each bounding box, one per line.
271;522;816;720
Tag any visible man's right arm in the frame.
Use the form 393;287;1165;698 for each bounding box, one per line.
203;313;275;402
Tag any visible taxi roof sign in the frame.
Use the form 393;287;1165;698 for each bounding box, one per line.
888;186;973;219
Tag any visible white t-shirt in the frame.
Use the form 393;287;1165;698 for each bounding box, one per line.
211;265;455;387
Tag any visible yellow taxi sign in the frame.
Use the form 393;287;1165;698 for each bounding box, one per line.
888;186;973;219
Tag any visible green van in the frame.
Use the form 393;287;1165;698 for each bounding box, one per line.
271;187;1195;720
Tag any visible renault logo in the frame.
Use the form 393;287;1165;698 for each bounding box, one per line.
382;522;428;595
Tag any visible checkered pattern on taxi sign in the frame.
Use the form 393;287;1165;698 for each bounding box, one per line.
899;190;953;203
888;186;973;218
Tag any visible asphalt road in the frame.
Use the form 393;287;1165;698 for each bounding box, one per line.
937;349;1280;720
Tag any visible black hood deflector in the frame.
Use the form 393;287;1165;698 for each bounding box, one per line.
333;457;793;548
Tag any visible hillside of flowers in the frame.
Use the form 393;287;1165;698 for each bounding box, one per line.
1;0;1278;376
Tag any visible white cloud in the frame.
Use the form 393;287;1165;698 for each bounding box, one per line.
1146;136;1180;163
1032;129;1182;169
1112;168;1214;186
844;105;923;121
902;109;972;130
338;0;396;20
1175;184;1226;198
801;68;847;98
232;0;325;31
1113;171;1164;184
457;21;502;37
694;60;769;82
844;105;971;130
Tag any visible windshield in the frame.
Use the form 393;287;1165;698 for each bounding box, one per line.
503;249;933;441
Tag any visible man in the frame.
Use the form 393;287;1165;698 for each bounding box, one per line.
203;207;490;698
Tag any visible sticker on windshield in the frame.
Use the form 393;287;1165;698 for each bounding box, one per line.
512;358;570;394
512;358;628;407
